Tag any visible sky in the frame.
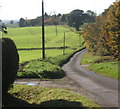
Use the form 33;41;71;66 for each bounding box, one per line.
0;0;115;20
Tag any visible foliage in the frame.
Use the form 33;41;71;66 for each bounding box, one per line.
19;18;25;27
67;9;84;31
18;59;65;79
60;14;68;23
18;10;96;28
18;47;85;79
17;51;72;79
7;84;100;107
2;38;19;93
82;1;120;60
67;9;96;31
18;13;61;27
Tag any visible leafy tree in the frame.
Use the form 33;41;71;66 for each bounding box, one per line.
82;1;120;60
67;9;84;31
85;10;96;22
61;14;68;22
103;1;120;59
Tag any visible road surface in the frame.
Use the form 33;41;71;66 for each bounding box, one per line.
62;49;119;107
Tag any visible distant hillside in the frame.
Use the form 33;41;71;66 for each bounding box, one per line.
6;23;19;28
2;19;18;24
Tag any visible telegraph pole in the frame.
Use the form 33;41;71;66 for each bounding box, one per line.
0;6;2;38
56;24;57;35
42;0;45;59
63;32;66;55
79;34;81;46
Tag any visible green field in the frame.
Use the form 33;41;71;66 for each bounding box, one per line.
3;26;84;63
4;26;83;48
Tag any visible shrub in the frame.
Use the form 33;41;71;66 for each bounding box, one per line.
18;60;65;79
2;38;19;93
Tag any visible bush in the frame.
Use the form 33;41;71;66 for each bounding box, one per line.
2;38;19;93
18;60;65;79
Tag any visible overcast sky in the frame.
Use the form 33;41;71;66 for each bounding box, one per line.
0;0;115;20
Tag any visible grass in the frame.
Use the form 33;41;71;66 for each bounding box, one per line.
3;26;84;49
6;84;100;107
18;59;65;79
18;50;42;63
18;49;63;63
18;47;84;79
3;26;85;63
6;23;19;28
18;48;81;63
81;52;119;79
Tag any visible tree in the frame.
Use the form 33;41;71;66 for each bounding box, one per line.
82;1;120;59
10;20;14;24
19;18;25;27
67;9;85;31
85;10;96;22
44;12;49;17
103;1;120;59
61;14;68;22
57;13;61;18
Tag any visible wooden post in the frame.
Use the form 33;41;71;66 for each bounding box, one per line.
42;0;45;59
63;32;65;55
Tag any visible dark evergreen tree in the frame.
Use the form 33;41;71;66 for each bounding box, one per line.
19;18;25;27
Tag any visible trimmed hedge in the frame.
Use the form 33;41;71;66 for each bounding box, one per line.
2;38;19;93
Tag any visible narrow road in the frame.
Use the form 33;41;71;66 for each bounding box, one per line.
62;49;119;107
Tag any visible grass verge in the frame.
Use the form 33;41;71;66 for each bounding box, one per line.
5;84;100;107
80;52;119;80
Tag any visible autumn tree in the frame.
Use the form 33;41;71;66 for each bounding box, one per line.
82;1;120;60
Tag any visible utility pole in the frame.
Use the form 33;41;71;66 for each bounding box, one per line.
63;32;66;55
56;24;57;35
42;0;45;59
0;6;2;38
79;34;81;46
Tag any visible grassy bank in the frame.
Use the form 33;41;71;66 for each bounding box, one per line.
5;84;100;107
80;52;119;80
18;47;85;79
